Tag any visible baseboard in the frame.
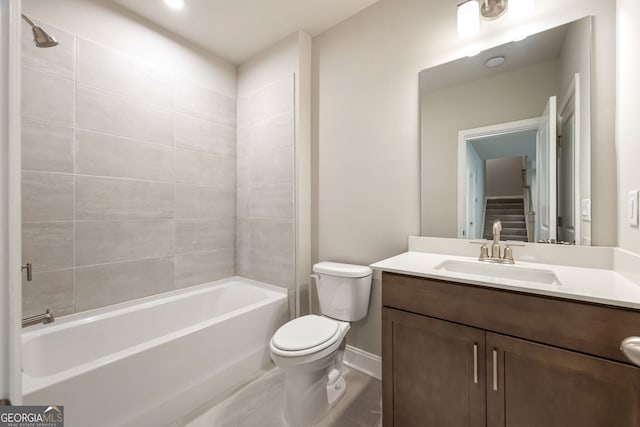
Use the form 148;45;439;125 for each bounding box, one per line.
344;345;382;381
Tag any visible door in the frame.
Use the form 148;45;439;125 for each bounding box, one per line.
558;74;581;244
383;308;486;427
536;96;557;242
0;0;23;406
467;170;477;239
557;105;575;243
486;332;640;427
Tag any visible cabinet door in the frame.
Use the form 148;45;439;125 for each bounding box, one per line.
382;308;486;427
486;332;640;427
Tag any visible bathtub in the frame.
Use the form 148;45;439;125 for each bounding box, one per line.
22;277;288;427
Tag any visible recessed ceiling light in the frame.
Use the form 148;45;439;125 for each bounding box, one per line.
164;0;184;10
485;56;505;68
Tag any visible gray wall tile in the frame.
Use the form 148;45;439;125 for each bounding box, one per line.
175;218;236;254
75;220;175;266
77;38;174;109
237;96;250;128
237;126;250;158
22;269;75;318
76;85;174;145
236;248;250;278
22;222;74;272
22;171;74;222
22;20;76;80
236;218;250;248
175;249;235;289
75;257;175;311
76;130;175;181
249;75;294;123
176;113;236;156
249;184;294;218
76;176;174;220
237;186;249;218
22;67;75;126
249;112;294;155
250;218;294;260
22;119;74;173
176;149;236;187
175;185;236;219
246;249;295;289
20;20;242;317
237;156;250;188
249;147;293;186
176;79;236;126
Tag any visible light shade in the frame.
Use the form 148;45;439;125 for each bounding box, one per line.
457;0;480;39
509;0;535;19
164;0;184;10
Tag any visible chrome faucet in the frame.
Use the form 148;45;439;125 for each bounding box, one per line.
479;219;515;264
22;309;54;328
491;220;502;261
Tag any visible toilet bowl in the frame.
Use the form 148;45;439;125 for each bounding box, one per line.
270;262;372;427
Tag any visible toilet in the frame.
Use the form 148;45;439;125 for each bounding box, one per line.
270;262;373;427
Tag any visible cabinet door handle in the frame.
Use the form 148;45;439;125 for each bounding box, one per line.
473;343;478;384
492;349;498;391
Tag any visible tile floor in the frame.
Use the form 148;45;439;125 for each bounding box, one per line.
178;366;382;427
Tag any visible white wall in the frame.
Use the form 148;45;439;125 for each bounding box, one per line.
559;17;592;245
617;0;640;253
22;0;236;96
312;0;616;356
486;157;524;197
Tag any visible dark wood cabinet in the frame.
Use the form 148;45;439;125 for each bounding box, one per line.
487;333;640;427
382;272;640;427
383;308;486;427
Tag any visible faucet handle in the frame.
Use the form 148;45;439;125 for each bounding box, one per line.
503;245;515;264
479;244;489;261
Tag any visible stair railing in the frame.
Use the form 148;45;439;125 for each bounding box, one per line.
522;169;535;242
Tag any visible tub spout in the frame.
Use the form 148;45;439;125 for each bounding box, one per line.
22;309;54;328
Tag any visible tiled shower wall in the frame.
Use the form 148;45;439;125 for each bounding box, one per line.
237;76;296;294
21;23;237;317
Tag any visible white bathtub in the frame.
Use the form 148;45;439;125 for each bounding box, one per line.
22;277;288;427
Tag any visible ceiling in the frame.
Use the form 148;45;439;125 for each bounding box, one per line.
112;0;381;64
420;23;567;93
470;130;538;161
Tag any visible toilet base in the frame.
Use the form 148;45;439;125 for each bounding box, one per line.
281;372;347;427
327;376;347;408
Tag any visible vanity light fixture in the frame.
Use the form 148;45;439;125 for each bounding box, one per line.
509;0;535;19
457;0;480;38
164;0;184;10
457;0;535;39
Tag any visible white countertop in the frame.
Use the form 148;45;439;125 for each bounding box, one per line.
371;251;640;310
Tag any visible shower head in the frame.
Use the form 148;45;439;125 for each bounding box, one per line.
21;14;59;48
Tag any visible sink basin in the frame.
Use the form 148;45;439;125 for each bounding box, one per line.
434;260;561;285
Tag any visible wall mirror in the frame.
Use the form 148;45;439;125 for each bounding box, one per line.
420;17;592;245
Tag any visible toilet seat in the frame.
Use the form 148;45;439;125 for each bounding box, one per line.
271;315;344;357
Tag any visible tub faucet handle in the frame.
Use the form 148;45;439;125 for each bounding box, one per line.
22;262;33;282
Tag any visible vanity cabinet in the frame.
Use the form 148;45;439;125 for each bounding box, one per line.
382;272;640;427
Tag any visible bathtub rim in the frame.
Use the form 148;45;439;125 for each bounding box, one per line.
23;276;286;334
22;276;288;394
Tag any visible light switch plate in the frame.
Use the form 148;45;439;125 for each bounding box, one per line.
629;190;639;227
581;199;591;222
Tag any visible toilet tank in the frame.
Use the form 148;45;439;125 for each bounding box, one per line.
312;262;373;322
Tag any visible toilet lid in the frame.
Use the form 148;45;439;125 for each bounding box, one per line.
272;315;339;351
